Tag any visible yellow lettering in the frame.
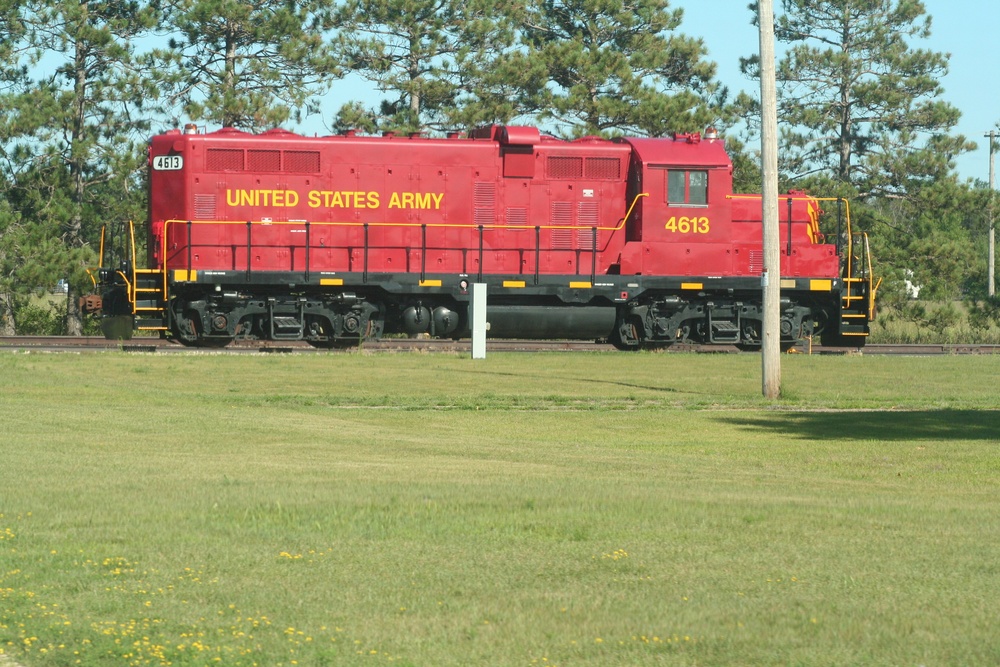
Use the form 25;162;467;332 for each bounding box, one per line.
285;190;298;207
665;216;711;234
308;191;320;208
367;192;380;208
226;190;240;207
240;190;255;207
386;191;444;209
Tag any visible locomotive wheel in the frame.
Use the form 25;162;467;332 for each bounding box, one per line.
610;318;642;351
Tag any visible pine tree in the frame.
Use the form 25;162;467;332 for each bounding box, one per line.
0;0;29;333
741;0;973;197
1;0;157;334
519;0;721;137
157;0;338;131
331;0;518;134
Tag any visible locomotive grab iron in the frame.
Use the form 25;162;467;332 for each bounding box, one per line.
87;123;878;349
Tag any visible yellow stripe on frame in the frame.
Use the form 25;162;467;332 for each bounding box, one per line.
810;279;833;291
173;269;197;282
569;281;592;289
419;279;442;287
503;280;526;288
681;282;703;290
320;278;344;286
780;279;797;289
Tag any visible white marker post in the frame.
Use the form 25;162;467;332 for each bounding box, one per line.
470;283;487;359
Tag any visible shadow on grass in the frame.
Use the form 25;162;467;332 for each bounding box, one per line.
451;367;682;394
718;409;1000;442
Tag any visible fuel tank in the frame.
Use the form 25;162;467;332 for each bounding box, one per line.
478;305;616;340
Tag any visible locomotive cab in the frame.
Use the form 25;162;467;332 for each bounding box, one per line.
617;131;734;276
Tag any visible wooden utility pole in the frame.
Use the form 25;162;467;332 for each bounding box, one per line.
759;0;781;398
987;131;996;298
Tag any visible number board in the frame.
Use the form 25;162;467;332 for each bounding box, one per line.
152;155;183;171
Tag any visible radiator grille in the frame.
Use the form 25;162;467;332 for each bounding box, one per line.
284;150;320;173
206;148;243;171
548;156;583;179
585;157;620;179
248;149;280;172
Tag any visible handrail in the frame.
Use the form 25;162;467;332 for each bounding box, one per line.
159;192;650;290
160;192;650;236
128;220;139;306
98;226;106;270
729;194;856;278
114;270;134;314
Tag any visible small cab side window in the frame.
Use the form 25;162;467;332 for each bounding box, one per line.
667;169;708;206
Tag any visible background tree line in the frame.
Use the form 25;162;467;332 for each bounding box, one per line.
0;0;996;339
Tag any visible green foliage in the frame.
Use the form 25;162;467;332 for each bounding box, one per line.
0;0;157;333
331;0;520;133
742;0;973;197
14;298;64;334
154;0;338;131
519;0;721;137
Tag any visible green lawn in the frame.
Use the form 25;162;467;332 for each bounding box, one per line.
1;351;998;666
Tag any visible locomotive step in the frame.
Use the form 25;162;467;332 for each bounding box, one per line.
710;320;740;343
270;316;304;339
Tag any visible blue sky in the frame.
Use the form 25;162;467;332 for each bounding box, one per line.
303;1;993;183
678;1;998;183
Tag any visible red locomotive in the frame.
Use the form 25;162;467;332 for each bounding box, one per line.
88;123;877;348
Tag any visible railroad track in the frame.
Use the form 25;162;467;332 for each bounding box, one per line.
2;336;999;355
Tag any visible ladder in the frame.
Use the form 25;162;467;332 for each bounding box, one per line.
838;232;880;340
132;268;167;333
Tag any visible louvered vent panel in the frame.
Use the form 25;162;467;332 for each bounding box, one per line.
193;194;216;219
474;182;496;226
548;156;583;179
585;157;621;179
506;207;528;226
248;149;280;172
284;150;320;173
577;202;598;225
551;201;573;248
206;148;244;171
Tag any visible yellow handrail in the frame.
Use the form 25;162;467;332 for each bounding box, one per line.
158;193;650;295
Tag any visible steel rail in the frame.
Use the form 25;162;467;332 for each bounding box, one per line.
2;337;1000;355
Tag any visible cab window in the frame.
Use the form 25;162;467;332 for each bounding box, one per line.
667;169;708;206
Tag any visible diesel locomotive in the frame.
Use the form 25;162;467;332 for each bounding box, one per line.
86;123;878;349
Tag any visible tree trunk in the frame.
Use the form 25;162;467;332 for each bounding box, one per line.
0;294;15;336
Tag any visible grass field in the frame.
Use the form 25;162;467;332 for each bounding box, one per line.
1;350;998;666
